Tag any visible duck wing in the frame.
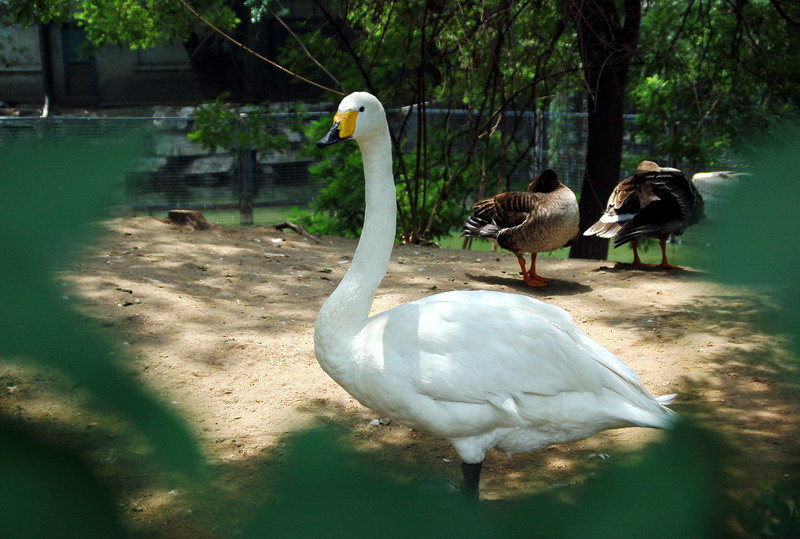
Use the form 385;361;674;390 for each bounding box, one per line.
583;175;642;238
462;191;545;242
613;170;704;247
471;191;545;229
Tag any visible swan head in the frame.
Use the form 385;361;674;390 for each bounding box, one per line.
317;92;386;148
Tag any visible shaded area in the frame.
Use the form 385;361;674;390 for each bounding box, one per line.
2;214;797;536
2;128;800;536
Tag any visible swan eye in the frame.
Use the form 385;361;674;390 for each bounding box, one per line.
359;106;365;112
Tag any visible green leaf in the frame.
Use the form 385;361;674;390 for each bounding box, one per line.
0;138;201;476
0;421;123;538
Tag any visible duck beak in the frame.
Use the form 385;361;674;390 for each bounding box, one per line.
317;110;358;148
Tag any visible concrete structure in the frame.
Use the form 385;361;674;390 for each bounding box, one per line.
1;24;199;107
1;1;327;108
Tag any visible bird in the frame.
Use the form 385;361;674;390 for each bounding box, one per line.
462;170;579;286
314;92;679;501
583;160;705;268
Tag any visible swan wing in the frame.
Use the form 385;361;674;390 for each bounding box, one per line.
367;291;654;408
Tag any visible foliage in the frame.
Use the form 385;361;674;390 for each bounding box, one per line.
187;92;290;153
1;0;76;26
712;123;800;351
740;481;800;537
0;421;123;537
0;26;31;69
2;0;238;49
241;420;729;537
276;0;581;243
632;0;800;169
711;124;800;533
0;137;200;535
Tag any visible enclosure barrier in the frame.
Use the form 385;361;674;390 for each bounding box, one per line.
1;110;730;236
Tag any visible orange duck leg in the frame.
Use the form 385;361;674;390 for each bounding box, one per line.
518;255;549;287
631;238;682;269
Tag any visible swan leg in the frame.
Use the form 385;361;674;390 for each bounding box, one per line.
460;461;483;501
517;256;548;287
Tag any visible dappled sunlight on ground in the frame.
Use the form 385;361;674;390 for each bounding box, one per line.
2;215;797;536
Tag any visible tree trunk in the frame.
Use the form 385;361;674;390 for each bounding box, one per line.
563;0;642;260
167;210;211;230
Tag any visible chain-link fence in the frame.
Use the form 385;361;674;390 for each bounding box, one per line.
0;110;687;230
0;113;329;226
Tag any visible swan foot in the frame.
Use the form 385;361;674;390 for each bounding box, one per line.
413;461;483;502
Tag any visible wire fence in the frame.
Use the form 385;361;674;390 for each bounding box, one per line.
0;113;329;226
0;110;695;231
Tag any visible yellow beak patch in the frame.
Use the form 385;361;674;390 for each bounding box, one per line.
333;110;358;139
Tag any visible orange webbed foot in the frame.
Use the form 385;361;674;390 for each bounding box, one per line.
523;276;549;287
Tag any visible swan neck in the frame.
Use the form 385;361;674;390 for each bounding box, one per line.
318;131;395;338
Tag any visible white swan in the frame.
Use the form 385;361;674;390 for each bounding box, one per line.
314;92;678;500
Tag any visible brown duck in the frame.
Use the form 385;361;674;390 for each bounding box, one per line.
583;160;705;268
463;169;579;286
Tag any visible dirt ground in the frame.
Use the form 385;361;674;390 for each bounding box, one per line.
4;215;799;536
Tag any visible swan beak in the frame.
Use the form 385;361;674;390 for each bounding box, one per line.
317;110;358;148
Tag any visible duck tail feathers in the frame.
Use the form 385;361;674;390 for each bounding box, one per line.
583;220;621;238
463;216;500;239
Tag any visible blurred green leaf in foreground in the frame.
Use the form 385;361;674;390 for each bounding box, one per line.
712;124;800;355
0;138;200;536
244;420;728;538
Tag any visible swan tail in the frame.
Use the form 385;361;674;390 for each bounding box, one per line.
653;393;681;428
619;393;680;429
656;393;678;407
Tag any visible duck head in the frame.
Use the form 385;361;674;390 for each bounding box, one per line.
527;169;561;193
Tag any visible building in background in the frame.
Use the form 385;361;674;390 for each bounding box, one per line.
0;1;327;109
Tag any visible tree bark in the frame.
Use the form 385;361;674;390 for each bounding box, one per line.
563;0;642;260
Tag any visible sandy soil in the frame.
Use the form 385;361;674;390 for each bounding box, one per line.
4;216;799;536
